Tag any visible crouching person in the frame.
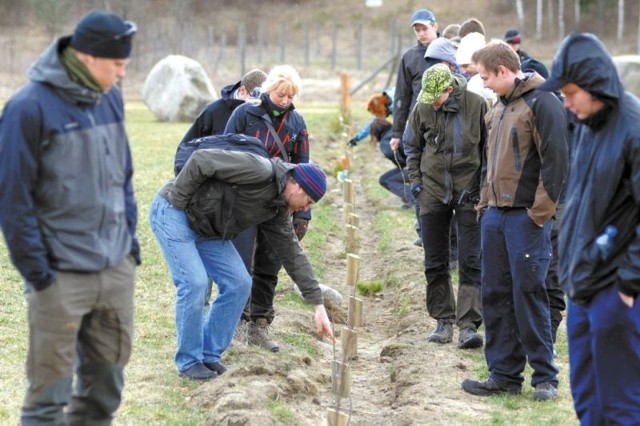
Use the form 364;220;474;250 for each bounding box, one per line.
149;143;335;380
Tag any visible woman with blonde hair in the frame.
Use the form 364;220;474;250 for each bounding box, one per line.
224;65;311;353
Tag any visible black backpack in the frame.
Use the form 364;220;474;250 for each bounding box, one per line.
174;133;269;176
177;133;276;239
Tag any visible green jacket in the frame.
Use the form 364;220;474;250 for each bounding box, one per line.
406;74;487;213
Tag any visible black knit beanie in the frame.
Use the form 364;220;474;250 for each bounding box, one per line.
71;10;136;59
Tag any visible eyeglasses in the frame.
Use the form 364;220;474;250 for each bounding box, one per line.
113;21;137;40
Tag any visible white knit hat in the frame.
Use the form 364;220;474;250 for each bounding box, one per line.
455;32;486;66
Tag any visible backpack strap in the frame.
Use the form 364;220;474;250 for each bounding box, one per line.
261;114;290;162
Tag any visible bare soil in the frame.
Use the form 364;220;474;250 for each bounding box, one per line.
186;142;495;426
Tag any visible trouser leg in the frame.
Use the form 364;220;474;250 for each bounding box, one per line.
505;210;557;387
251;228;282;323
232;226;258;322
420;208;455;320
455;208;482;329
480;208;526;390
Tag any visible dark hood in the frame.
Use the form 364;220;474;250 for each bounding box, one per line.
538;32;623;102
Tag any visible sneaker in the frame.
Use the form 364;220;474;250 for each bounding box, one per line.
428;319;453;344
461;377;521;397
458;326;483;349
204;361;228;375
247;318;280;352
179;362;217;380
231;319;248;347
533;382;558;401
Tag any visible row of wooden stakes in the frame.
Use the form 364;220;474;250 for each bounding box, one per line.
327;171;364;426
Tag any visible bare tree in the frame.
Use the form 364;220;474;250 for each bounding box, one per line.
574;0;581;28
30;0;73;41
617;0;624;41
536;0;543;40
558;0;565;42
515;0;525;30
548;0;555;38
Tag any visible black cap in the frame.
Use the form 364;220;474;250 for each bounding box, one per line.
521;58;549;79
71;10;136;59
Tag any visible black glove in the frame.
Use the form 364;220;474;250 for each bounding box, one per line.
411;183;423;198
347;138;358;147
293;217;309;241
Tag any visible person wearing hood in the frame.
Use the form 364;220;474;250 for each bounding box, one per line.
0;10;140;423
176;68;267;174
461;41;568;402
405;64;486;349
224;65;311;353
538;32;640;424
424;37;463;75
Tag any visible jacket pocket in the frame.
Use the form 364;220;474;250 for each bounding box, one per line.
511;128;522;172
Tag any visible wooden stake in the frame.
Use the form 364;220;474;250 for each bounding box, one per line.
341;327;358;360
346;254;360;288
348;296;363;328
331;360;351;398
345;224;359;254
342;179;354;206
347;213;360;227
327;408;350;426
343;202;353;223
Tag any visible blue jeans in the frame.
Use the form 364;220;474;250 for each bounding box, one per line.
567;284;640;425
149;195;251;372
481;208;558;390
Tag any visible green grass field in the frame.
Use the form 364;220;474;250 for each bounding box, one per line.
0;101;578;425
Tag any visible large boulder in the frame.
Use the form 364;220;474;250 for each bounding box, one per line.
613;55;640;96
143;55;216;122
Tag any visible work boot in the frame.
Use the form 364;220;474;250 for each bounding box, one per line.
462;377;521;396
231;319;248;347
247;318;280;352
533;382;558;401
427;319;453;344
458;326;483;349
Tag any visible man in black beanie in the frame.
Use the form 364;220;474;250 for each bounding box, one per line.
0;10;139;424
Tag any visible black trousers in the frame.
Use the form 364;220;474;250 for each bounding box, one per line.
419;204;482;329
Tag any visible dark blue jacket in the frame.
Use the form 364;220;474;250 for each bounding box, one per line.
392;40;441;139
0;37;139;290
174;82;243;175
557;33;640;303
224;93;310;220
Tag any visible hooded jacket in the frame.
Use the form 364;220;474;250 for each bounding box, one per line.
158;149;323;305
477;72;568;226
406;74;487;211
175;82;244;175
550;33;640;303
392;41;441;139
0;37;139;290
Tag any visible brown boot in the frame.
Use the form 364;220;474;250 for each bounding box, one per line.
247;318;280;352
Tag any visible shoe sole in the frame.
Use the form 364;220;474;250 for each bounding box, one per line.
427;337;453;344
178;373;216;380
458;335;484;349
461;380;521;397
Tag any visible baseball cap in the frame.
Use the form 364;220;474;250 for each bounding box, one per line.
418;64;453;104
411;9;436;27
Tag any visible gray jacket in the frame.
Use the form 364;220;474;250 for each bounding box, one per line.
159;150;323;305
